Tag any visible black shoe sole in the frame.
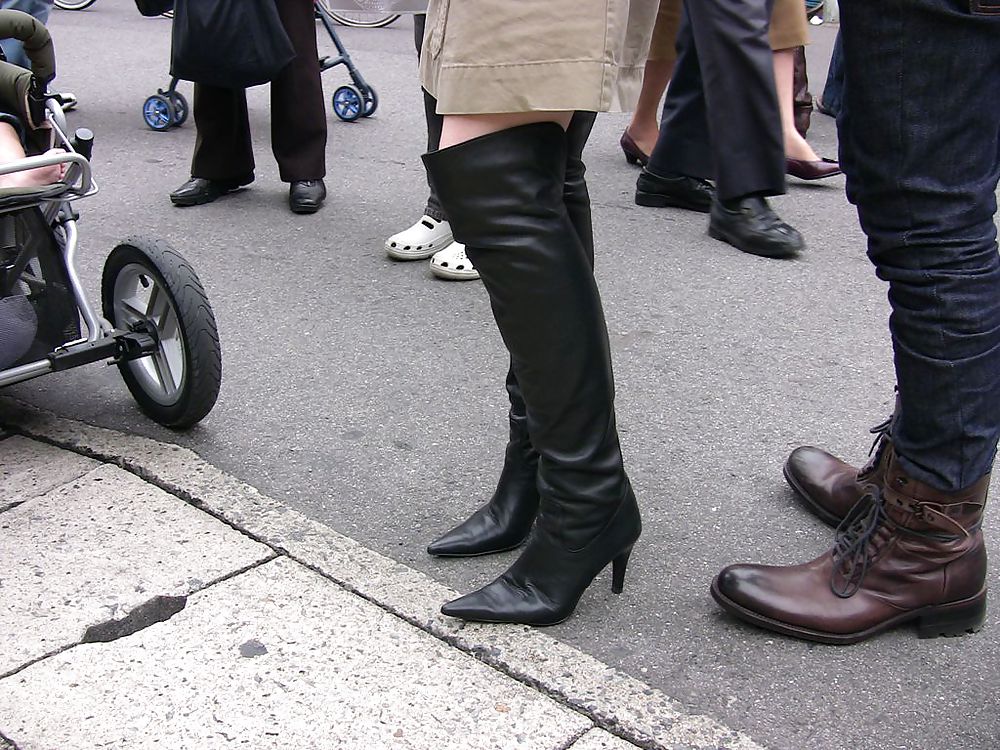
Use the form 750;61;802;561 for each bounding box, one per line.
635;190;711;213
289;202;323;215
170;193;221;207
170;184;249;208
426;539;527;558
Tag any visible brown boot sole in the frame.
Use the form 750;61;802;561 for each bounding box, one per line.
710;576;987;645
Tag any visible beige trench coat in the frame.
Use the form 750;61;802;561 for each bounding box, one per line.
419;0;660;115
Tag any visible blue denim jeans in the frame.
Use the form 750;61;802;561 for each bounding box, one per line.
0;0;53;70
839;0;1000;491
819;29;843;117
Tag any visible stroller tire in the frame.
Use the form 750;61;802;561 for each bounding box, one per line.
143;94;175;131
169;91;189;127
101;237;222;429
325;10;400;28
362;87;378;118
54;0;99;9
332;85;363;122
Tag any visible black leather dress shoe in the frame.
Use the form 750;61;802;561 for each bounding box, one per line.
634;169;715;213
708;195;805;258
289;179;326;214
170;175;253;207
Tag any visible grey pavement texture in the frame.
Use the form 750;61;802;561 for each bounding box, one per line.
2;6;999;750
0;413;761;750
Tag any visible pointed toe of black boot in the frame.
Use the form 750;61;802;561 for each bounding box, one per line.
427;406;540;558
426;509;497;557
427;496;538;557
441;576;560;625
427;507;531;557
426;529;471;557
440;583;511;622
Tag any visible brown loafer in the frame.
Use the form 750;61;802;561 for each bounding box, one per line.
786;157;842;180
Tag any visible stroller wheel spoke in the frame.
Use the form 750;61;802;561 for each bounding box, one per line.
119;294;147;326
150;347;178;394
159;334;185;392
146;282;167;323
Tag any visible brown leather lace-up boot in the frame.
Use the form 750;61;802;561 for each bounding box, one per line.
713;449;989;644
783;416;893;526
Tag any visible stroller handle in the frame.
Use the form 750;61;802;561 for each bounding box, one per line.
0;9;55;84
0;150;92;194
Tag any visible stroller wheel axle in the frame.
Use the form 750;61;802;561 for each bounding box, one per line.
47;328;157;372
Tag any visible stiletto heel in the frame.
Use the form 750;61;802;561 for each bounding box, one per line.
612;546;633;594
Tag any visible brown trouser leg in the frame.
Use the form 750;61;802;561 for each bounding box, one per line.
272;0;327;182
191;84;255;181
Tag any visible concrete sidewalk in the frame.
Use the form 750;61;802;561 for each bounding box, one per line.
0;399;764;750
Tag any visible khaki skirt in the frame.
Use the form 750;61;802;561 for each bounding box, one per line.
647;0;809;67
420;0;660;115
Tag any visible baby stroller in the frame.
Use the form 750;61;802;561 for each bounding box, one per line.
0;10;221;428
142;0;378;131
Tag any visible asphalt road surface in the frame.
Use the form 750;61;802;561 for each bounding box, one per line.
7;7;999;750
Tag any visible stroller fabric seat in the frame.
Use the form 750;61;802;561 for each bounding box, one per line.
0;293;37;369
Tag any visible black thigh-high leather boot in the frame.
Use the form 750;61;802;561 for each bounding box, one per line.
426;112;600;559
423;121;640;625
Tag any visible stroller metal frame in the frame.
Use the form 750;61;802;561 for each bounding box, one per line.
316;0;378;121
0;102;109;388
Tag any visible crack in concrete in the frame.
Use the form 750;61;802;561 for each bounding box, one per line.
81;594;188;644
0;554;279;681
558;725;599;750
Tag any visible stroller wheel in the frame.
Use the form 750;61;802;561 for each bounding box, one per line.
142;94;175;131
362;87;378;118
101;238;222;429
332;85;363;122
168;91;189;126
54;0;99;9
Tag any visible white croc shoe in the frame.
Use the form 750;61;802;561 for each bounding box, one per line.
429;242;480;281
385;215;453;260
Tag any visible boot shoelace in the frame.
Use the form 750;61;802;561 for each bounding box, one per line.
859;415;893;478
830;488;977;598
830;490;889;598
